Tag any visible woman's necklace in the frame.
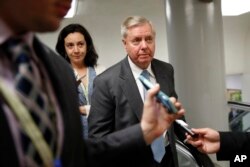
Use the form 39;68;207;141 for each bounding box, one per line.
75;68;89;104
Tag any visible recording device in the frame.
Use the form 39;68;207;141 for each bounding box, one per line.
138;75;178;113
175;119;197;137
139;75;197;137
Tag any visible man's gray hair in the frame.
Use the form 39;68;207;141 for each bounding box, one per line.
121;16;155;38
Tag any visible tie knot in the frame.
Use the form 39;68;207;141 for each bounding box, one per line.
141;70;150;80
3;38;31;65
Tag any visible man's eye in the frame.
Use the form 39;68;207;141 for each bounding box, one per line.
132;39;141;45
146;37;153;43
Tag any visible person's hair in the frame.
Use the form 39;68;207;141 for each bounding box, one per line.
121;16;156;38
56;23;98;66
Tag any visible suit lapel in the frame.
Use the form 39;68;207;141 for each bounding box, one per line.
118;58;173;120
151;60;171;95
33;38;86;166
119;58;144;120
33;37;74;127
33;37;73;117
152;60;179;167
33;38;61;95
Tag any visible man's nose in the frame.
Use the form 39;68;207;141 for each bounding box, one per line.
141;40;148;48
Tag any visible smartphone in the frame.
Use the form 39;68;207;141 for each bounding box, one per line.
175;119;197;137
139;75;178;113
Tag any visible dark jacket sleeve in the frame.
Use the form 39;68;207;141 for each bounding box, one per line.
217;132;250;160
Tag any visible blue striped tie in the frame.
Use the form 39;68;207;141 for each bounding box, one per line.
140;70;166;163
3;38;56;165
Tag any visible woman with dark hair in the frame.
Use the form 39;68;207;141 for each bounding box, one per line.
56;23;105;138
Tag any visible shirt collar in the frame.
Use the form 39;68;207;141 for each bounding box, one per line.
127;56;155;79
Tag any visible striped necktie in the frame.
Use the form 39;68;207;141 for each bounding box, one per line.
140;70;166;163
3;38;57;166
141;70;150;99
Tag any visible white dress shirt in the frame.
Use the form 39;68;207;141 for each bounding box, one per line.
127;56;156;102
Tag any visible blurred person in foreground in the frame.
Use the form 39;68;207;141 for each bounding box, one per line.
0;0;86;166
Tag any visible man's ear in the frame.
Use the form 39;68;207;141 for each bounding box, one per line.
122;39;126;45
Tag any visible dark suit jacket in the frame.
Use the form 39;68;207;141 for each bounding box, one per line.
217;132;250;167
0;37;86;167
88;57;179;167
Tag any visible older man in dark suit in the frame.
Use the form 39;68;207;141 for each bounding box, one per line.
88;16;182;167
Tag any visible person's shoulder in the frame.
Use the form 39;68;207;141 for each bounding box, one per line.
34;38;68;65
34;38;73;76
153;58;171;65
152;58;174;69
94;60;123;82
99;59;124;74
94;64;106;75
34;37;58;57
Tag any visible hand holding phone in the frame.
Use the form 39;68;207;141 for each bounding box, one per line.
175;119;197;137
139;75;178;113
